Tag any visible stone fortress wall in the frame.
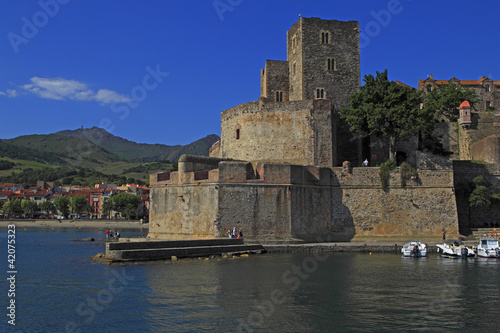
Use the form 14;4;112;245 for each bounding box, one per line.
150;155;458;242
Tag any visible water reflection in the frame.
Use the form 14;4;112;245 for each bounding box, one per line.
9;230;500;333
142;252;500;332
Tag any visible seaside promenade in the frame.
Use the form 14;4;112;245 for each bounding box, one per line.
0;219;148;230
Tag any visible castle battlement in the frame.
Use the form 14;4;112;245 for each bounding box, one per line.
220;99;331;122
151;154;455;189
151;155;332;187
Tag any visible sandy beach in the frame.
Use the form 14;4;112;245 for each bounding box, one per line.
0;219;149;230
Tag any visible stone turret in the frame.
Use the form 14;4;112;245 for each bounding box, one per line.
459;100;472;128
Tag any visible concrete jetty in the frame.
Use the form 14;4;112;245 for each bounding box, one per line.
104;238;265;262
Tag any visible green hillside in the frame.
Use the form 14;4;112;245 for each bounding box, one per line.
0;140;67;165
7;134;123;164
0;128;218;187
56;127;219;162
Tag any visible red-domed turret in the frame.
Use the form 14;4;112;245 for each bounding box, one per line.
459;100;472;128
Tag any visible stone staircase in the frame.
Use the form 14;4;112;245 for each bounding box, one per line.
105;238;265;262
467;228;500;241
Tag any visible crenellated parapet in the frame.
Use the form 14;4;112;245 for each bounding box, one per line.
151;155;333;187
152;154;456;190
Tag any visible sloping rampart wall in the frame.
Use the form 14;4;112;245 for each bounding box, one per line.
150;160;459;242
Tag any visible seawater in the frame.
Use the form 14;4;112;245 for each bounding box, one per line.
1;228;500;333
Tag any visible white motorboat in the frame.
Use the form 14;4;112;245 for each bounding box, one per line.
436;241;475;258
476;238;500;258
401;241;428;257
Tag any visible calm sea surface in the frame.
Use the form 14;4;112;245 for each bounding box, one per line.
1;227;500;333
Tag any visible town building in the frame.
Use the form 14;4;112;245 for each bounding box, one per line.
0;180;149;220
418;75;499;111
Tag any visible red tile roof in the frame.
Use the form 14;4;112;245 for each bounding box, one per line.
419;78;500;89
394;80;413;88
460;101;471;108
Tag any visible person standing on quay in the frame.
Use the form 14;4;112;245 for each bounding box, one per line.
442;228;446;242
105;229;110;239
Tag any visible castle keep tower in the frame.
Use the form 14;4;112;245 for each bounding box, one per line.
261;17;360;108
217;17;361;167
286;17;360;107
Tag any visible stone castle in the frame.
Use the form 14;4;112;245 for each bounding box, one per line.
209;17;361;167
149;17;500;242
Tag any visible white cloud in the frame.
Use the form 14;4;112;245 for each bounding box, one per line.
6;89;18;97
0;89;18;97
95;89;131;104
18;77;131;104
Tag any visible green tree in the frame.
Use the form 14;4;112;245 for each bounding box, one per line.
423;82;479;121
3;199;23;218
0;200;4;211
101;200;114;219
40;200;57;217
54;196;70;218
70;195;89;216
22;200;39;218
110;193;142;219
84;202;93;216
468;175;500;207
341;70;435;162
0;160;15;170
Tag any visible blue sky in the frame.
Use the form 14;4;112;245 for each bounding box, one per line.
0;0;498;145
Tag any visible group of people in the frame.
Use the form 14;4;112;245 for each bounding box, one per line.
105;229;120;239
228;227;243;239
483;229;499;238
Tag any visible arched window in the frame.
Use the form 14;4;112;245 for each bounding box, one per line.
316;88;325;99
327;58;336;71
321;31;329;44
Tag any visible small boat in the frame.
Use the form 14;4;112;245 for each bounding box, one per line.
401;241;428;257
476;238;500;258
437;241;475;258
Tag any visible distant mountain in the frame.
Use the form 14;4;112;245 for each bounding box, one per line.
0;128;220;187
6;134;123;165
56;127;219;162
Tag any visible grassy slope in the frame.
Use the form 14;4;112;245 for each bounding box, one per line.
0;128;210;186
57;127;219;161
0;157;58;177
7;134;123;163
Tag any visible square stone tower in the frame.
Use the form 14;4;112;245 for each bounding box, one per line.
219;17;362;167
287;17;360;110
